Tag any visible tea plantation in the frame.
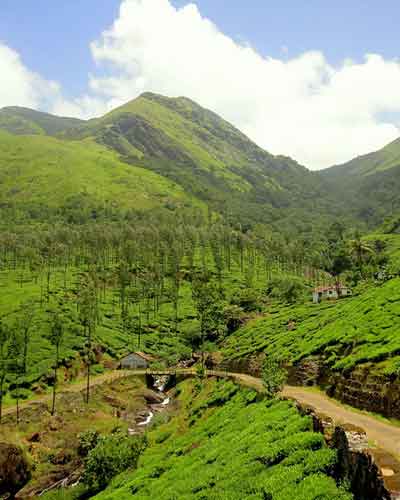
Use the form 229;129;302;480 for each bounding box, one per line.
94;379;351;500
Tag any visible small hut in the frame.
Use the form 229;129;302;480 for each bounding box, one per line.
312;284;352;304
119;352;156;370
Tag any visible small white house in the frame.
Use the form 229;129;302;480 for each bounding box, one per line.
312;285;352;304
119;352;156;370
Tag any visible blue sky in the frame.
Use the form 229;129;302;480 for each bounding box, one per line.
1;0;400;169
1;0;399;100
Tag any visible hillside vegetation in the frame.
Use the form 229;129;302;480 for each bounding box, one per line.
322;138;400;224
0;130;198;223
0;211;316;410
222;229;400;378
0;94;339;232
1;93;399;231
92;379;351;500
0;106;83;136
223;277;400;375
0;91;399;498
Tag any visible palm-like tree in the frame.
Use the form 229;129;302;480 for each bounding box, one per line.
348;231;374;266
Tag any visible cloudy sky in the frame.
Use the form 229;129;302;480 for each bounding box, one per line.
1;0;400;169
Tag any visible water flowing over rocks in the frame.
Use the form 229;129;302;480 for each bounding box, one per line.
127;375;173;435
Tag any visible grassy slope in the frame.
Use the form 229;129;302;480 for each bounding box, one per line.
105;93;327;198
94;379;351;500
0;94;363;232
0;106;83;136
324;138;400;179
223;277;400;375
222;233;400;376
1;375;148;494
322;138;400;223
0;130;199;213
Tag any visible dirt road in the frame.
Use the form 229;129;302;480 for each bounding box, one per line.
2;370;133;417
4;367;400;461
282;385;400;459
210;370;400;459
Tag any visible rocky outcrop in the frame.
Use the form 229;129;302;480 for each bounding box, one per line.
142;389;165;404
0;442;31;497
287;357;400;420
216;354;264;377
297;404;400;500
218;355;400;499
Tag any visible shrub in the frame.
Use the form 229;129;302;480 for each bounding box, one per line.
82;431;147;492
77;429;100;457
262;356;287;398
266;276;307;303
223;304;245;334
9;388;31;400
231;288;261;312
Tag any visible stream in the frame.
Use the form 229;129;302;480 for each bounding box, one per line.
129;375;172;434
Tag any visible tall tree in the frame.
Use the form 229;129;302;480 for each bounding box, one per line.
7;329;23;425
0;321;10;424
348;231;374;267
18;301;35;374
192;276;226;367
78;275;98;404
49;309;64;416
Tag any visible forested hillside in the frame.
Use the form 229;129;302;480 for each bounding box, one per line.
322;138;400;224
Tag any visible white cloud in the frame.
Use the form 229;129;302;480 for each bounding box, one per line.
0;43;108;120
0;43;60;110
88;0;400;169
2;1;400;169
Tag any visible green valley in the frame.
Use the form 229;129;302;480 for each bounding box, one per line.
0;92;399;500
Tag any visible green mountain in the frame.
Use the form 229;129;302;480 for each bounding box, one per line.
7;92;400;231
63;92;336;230
322;138;400;223
0;106;83;136
0;93;336;231
324;137;400;177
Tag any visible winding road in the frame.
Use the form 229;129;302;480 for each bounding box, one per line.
4;368;400;461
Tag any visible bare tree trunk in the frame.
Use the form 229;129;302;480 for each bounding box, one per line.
0;375;4;424
86;325;91;404
51;344;59;416
86;362;90;404
16;376;20;425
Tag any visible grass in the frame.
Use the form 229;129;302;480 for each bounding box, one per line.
0;130;200;216
0;106;83;136
92;378;351;500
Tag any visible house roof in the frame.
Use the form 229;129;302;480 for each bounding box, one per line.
120;351;157;362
